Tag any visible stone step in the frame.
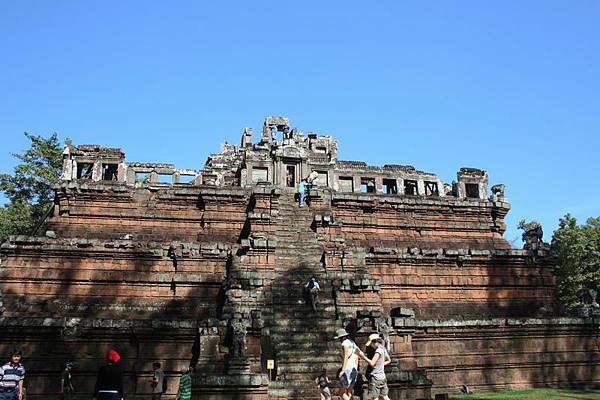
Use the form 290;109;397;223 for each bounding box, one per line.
273;243;320;248
275;220;314;224
272;306;335;314
268;316;337;324
277;364;342;376
269;316;337;325
269;332;332;342
274;239;318;244
268;389;333;400
272;303;335;311
270;307;337;327
269;378;344;389
271;294;334;301
277;363;343;375
274;343;340;352
274;243;319;247
269;312;337;321
273;259;323;265
274;239;318;243
276;350;340;360
271;286;333;293
269;326;336;335
270;323;337;330
271;278;331;285
274;286;333;292
274;249;321;253
271;296;333;302
274;229;315;233
274;238;319;244
275;240;318;244
268;310;337;320
272;280;331;285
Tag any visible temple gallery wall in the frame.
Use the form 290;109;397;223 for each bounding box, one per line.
1;116;598;399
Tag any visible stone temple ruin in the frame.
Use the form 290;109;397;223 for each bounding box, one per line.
0;116;598;399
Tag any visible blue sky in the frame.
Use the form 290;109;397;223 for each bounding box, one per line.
1;1;599;245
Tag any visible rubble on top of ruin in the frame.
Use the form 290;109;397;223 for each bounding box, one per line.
58;116;501;201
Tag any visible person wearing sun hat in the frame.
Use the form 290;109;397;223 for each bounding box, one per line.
334;328;360;400
359;333;391;400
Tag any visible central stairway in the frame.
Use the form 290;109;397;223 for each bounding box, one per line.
268;193;342;399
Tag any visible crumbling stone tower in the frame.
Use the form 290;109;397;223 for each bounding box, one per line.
0;116;598;399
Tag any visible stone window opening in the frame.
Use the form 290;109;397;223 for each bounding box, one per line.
178;174;195;184
285;165;296;188
101;163;118;181
314;171;328;187
135;172;150;184
157;174;172;184
338;176;354;192
465;183;480;198
76;162;93;179
404;180;418;195
314;146;327;154
360;178;376;193
425;181;439;196
382;179;398;194
252;167;269;183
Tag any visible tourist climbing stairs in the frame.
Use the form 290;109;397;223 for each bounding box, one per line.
268;193;342;399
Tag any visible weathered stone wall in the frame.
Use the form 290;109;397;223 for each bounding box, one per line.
407;318;600;394
49;183;248;242
367;251;555;319
329;194;511;250
0;239;227;319
0;185;256;397
0;129;598;398
0;320;198;395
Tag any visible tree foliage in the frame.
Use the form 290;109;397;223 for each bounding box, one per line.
517;219;541;232
517;219;543;246
0;133;63;243
551;214;600;311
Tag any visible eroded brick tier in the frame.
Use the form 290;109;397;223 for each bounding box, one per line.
0;116;598;399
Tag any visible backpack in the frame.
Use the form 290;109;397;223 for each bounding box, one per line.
162;375;168;393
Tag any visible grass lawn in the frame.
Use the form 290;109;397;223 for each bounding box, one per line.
450;388;600;400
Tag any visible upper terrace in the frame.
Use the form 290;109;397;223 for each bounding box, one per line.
59;116;504;203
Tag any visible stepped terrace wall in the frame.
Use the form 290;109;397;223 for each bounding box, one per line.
329;193;511;250
49;183;249;242
406;317;600;394
366;248;556;319
0;237;228;319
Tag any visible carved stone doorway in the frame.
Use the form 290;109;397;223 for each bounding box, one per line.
285;164;297;188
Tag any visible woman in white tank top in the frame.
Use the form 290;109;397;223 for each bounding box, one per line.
334;328;360;400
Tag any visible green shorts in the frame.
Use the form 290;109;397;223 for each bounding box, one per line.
368;376;389;399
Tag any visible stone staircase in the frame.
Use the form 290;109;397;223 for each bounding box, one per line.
268;193;342;399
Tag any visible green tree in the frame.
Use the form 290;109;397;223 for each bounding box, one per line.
517;219;543;246
551;214;600;311
0;133;63;243
517;219;541;232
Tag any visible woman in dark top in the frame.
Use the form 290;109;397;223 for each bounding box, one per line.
93;349;124;400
